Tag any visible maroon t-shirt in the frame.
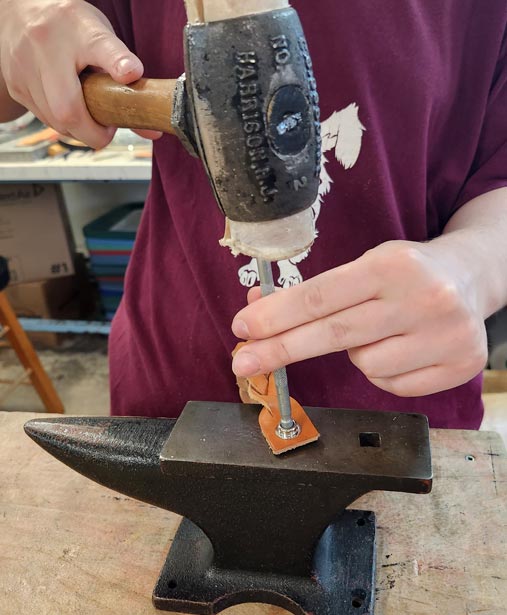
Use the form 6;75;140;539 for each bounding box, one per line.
92;1;507;428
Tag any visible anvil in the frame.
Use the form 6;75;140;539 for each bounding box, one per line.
25;402;432;615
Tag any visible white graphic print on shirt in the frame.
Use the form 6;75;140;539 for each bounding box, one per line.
238;103;365;288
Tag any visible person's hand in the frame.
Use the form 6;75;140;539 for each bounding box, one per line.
231;240;488;397
0;0;160;148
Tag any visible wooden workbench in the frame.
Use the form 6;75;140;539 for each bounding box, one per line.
1;412;506;615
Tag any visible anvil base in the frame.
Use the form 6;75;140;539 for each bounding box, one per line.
154;511;376;615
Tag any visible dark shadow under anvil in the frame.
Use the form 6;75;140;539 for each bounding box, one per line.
24;402;432;615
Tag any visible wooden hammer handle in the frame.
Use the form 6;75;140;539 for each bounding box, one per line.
81;73;177;134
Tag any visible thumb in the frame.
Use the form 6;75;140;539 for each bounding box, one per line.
247;287;262;304
85;29;144;84
247;285;281;304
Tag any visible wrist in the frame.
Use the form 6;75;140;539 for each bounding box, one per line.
424;230;501;320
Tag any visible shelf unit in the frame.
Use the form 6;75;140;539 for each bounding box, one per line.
0;152;152;334
0;153;152;183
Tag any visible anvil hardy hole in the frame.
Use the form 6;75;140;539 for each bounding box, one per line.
356;518;366;527
351;588;367;608
359;432;381;448
167;580;177;590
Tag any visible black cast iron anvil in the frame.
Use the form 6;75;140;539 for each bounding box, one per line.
25;402;432;615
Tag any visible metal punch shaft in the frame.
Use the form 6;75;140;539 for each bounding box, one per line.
256;259;300;439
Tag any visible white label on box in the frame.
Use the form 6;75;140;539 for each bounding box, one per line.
0;184;74;284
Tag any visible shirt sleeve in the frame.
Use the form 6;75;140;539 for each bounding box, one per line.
86;0;136;52
455;33;507;208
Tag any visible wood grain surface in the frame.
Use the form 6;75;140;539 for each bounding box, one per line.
81;74;177;135
185;0;290;23
1;412;506;615
483;390;507;447
202;0;289;22
483;370;507;394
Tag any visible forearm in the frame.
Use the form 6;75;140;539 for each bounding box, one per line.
0;70;25;122
428;187;507;319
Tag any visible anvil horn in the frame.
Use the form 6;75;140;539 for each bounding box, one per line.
24;416;176;510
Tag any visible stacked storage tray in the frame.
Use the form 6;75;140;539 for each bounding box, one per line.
83;203;143;320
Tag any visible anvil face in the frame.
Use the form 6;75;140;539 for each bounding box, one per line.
161;403;432;483
24;402;433;615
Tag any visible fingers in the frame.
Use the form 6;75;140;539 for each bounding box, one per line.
82;30;144;85
40;64;115;149
18;90;49;127
232;241;489;397
73;25;144;146
247;287;262;304
232;299;405;376
232;295;488;394
232;259;380;340
132;129;163;140
369;365;480;397
22;79;54;129
348;334;449;380
1;3;144;147
352;320;486;381
349;329;487;396
247;286;282;304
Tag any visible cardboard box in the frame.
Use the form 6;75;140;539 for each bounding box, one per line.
6;276;78;318
0;184;75;284
5;276;81;347
4;253;96;347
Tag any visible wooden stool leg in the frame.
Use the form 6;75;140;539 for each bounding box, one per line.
0;292;64;414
